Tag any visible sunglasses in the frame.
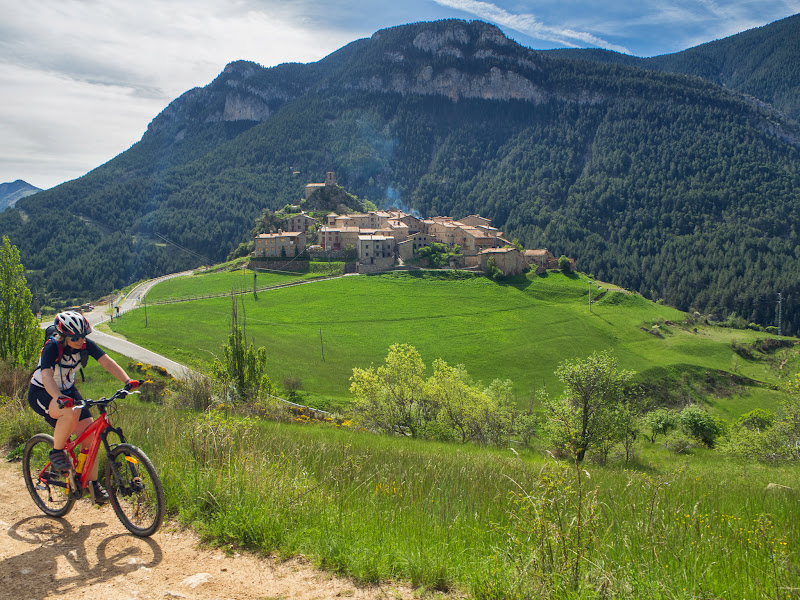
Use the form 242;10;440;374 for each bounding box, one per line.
67;334;86;342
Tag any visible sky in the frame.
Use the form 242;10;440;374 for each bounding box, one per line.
1;0;799;191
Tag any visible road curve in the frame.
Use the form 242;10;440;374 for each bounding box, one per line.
42;271;196;380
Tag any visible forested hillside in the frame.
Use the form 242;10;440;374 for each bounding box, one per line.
2;18;800;334
548;13;800;121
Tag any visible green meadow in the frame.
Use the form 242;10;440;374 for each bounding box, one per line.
145;263;346;304
109;269;796;415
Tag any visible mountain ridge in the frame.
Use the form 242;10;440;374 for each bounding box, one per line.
545;12;800;121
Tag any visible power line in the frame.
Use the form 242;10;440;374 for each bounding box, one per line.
152;232;210;264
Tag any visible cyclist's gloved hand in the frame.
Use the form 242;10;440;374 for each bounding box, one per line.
125;379;140;391
56;396;74;409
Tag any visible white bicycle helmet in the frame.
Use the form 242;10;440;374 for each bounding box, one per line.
54;310;92;337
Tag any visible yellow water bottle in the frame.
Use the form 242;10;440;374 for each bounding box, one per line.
76;448;89;474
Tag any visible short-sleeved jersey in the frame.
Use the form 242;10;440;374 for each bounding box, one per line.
29;338;106;391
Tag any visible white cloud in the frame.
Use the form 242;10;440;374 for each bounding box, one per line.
433;0;632;53
0;0;357;188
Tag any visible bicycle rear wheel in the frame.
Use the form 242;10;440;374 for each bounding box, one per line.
105;443;164;537
22;434;76;517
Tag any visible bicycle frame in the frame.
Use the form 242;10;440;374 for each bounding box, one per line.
40;402;127;493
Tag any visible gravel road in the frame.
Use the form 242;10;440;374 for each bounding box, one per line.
0;460;415;600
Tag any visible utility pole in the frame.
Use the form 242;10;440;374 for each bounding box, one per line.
588;280;592;312
777;293;782;339
320;328;325;361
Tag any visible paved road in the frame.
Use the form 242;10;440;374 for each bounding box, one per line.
42;271;195;380
88;329;194;379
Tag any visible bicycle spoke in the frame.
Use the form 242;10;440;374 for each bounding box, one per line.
22;434;75;517
106;444;164;537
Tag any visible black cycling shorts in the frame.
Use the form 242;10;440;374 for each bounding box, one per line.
28;385;91;428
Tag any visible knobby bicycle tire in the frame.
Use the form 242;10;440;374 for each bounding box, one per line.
22;433;76;518
105;443;165;537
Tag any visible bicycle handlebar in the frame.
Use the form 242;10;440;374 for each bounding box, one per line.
56;380;144;409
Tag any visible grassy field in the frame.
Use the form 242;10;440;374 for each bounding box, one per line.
109;270;797;414
99;399;798;600
145;263;346;303
5;271;799;599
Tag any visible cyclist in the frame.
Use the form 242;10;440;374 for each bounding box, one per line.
28;310;138;504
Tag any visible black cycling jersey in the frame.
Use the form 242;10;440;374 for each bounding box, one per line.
29;337;106;391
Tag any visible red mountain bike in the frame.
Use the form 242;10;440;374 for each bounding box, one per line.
22;381;165;537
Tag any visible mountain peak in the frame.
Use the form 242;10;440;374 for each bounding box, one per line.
0;179;41;212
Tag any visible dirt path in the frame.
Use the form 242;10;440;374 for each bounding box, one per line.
0;459;414;600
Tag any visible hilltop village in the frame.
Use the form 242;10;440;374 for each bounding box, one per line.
252;173;574;276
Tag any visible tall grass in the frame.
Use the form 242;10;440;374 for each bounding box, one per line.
112;400;799;599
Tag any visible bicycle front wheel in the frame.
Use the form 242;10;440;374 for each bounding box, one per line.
22;434;76;517
105;443;164;537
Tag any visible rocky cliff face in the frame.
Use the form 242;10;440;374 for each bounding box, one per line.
144;61;293;139
347;21;600;104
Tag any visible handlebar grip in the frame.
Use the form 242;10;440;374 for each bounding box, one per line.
124;379;142;391
56;396;75;409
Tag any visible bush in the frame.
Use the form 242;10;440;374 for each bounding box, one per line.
0;360;33;402
662;429;696;454
172;371;217;412
642;408;678;443
736;408;775;431
138;379;169;404
0;396;47;457
678;404;725;447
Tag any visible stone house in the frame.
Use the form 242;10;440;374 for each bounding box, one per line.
398;233;435;262
479;247;529;276
457;214;491;228
285;211;316;233
524;249;554;268
358;235;394;262
254;231;307;258
318;226;363;251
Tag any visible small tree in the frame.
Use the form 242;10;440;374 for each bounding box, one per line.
0;236;42;367
737;408;775;431
350;343;433;437
426;359;476;443
213;295;273;404
484;256;502;280
544;351;635;462
558;255;572;273
642;408;679;443
417;242;456;268
283;375;303;401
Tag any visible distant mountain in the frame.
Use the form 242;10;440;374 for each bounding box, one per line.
0;180;41;211
546;13;800;121
3;18;800;335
